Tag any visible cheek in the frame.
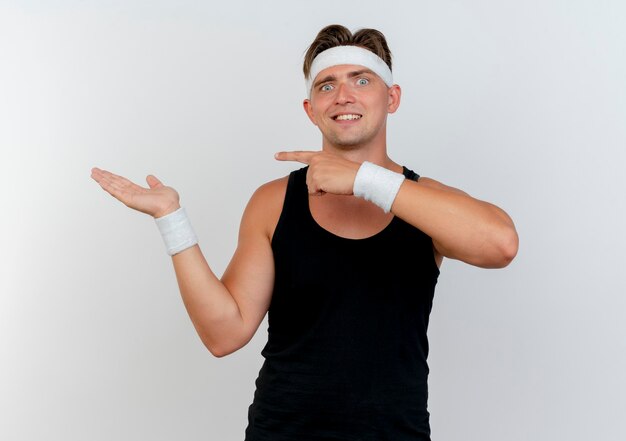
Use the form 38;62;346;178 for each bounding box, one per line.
308;99;324;117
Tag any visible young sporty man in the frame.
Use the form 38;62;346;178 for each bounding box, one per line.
92;24;518;441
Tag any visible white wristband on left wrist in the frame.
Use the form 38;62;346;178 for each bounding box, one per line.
353;161;405;213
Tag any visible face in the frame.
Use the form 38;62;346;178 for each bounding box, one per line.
303;64;401;150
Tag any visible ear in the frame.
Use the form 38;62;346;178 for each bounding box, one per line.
303;99;318;126
387;84;401;114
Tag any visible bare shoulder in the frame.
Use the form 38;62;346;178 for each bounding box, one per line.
241;176;289;240
417;176;469;196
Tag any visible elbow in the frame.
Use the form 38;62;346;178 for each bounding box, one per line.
473;226;518;269
205;342;233;358
203;338;233;358
492;227;519;268
210;350;230;359
194;310;250;358
202;334;247;359
208;345;229;358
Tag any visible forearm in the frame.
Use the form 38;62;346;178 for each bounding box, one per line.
171;245;244;357
91;168;252;355
391;179;518;268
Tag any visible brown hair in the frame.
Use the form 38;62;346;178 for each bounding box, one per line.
303;24;393;78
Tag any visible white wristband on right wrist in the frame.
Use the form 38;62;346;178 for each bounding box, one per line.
154;207;198;256
353;161;405;213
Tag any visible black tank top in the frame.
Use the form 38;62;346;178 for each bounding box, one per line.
245;166;440;441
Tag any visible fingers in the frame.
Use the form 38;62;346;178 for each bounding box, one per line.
92;168;144;190
274;151;319;164
91;167;129;186
90;167;148;202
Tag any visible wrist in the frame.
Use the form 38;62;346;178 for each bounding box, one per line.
154;207;198;256
353;161;405;213
154;202;181;219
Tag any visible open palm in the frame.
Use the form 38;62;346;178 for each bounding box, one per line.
91;167;180;218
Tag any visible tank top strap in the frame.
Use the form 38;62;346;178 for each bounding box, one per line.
403;166;420;182
284;166;309;213
271;166;309;245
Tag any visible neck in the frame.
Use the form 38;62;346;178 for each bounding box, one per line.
321;139;401;173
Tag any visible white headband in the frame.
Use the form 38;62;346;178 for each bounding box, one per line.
305;45;393;97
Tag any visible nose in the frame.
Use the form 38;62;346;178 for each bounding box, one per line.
335;82;355;105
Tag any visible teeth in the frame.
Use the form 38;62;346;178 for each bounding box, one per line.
335;114;362;121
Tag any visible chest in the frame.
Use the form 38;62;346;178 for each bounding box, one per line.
308;194;394;240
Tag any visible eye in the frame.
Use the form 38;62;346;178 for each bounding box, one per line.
356;77;369;86
320;84;333;92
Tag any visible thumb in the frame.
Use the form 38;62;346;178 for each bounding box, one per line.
146;174;163;189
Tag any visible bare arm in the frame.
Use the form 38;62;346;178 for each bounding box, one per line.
173;181;281;357
274;151;518;269
391;177;518;268
91;168;281;357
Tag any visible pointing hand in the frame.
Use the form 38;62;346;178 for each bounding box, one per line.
275;151;360;196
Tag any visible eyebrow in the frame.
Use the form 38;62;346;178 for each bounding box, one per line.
312;69;375;89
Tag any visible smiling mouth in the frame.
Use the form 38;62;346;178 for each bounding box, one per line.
333;114;362;121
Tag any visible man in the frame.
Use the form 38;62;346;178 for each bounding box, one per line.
92;24;518;440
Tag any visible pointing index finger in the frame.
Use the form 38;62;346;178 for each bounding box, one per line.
274;150;318;164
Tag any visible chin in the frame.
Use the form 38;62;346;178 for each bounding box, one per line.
323;125;380;149
326;134;370;150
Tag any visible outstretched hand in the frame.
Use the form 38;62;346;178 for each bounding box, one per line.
275;151;360;196
91;167;180;218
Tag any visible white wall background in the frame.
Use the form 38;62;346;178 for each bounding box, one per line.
1;1;625;440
